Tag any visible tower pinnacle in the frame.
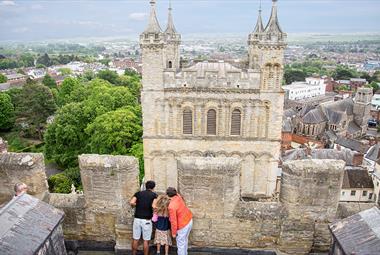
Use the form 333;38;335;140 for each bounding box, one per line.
165;0;177;34
144;0;162;33
265;0;283;34
253;3;264;33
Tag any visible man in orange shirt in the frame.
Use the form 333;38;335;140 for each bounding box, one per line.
166;187;193;255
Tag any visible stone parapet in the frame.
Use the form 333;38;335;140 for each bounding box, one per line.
0;152;48;205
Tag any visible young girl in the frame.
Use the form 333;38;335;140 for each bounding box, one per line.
153;195;172;255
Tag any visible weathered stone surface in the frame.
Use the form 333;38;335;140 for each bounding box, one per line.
281;159;345;220
337;202;377;218
0;152;48;205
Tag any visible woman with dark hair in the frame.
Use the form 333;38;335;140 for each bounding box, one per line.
166;187;193;255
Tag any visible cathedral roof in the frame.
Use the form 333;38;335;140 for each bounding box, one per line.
301;108;327;124
264;0;283;34
322;98;354;116
183;62;241;78
144;0;162;34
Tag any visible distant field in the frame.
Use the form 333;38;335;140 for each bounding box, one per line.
286;33;380;44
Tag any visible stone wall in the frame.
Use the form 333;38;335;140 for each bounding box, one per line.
176;157;346;255
0;152;365;254
0;153;48;205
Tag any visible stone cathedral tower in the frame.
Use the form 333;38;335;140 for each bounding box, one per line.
140;0;286;199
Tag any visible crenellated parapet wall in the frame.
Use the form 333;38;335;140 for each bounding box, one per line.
0;152;370;254
0;153;48;205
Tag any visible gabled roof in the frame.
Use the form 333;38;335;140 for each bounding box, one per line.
329;207;380;254
302;108;327;124
0;194;64;255
325;109;345;124
342;169;374;189
347;121;361;135
335;137;370;154
365;143;380;162
322;98;354;116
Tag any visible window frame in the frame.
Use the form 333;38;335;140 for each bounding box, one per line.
206;109;217;136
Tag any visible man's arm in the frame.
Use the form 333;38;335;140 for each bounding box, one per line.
130;196;137;207
152;198;158;210
168;205;178;238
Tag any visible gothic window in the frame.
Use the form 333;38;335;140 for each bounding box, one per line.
183;109;193;135
207;109;217;135
168;61;173;68
231;109;241;136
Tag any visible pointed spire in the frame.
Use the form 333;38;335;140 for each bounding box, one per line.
265;0;283;34
165;0;177;34
144;0;162;33
253;2;264;33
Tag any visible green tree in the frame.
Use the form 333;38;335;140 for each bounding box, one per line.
99;58;110;66
82;70;95;81
368;81;380;92
48;173;72;193
284;68;306;84
36;53;52;67
97;69;119;84
20;53;35;67
42;74;57;89
124;69;140;77
0;73;7;83
117;75;142;98
44;102;89;168
85;107;142;155
333;66;358;80
57;77;81;106
58;68;72;76
0;93;15;130
19;83;57;139
129;142;144;181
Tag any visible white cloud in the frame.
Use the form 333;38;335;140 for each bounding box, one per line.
128;12;148;21
0;0;16;6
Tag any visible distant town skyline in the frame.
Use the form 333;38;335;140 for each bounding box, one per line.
0;0;379;41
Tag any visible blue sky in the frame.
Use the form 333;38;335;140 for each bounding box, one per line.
0;0;379;41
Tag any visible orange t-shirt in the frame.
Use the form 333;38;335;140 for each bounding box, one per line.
168;195;193;236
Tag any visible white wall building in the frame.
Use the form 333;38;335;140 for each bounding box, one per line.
340;169;375;202
283;77;326;100
371;93;380;110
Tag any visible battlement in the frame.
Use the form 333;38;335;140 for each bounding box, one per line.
163;62;261;90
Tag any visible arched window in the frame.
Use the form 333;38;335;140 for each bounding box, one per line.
231;109;241;136
207;109;217;135
168;61;173;68
182;109;193;135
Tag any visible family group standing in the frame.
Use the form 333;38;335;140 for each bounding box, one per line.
130;181;193;255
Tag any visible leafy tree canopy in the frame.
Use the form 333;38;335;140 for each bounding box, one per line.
0;73;7;83
85;107;142;155
42;74;57;89
0;93;15;131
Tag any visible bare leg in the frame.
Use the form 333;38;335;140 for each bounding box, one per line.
157;243;161;253
132;239;139;255
143;240;150;255
165;244;169;255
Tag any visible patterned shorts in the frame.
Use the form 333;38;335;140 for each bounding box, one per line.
154;229;172;246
